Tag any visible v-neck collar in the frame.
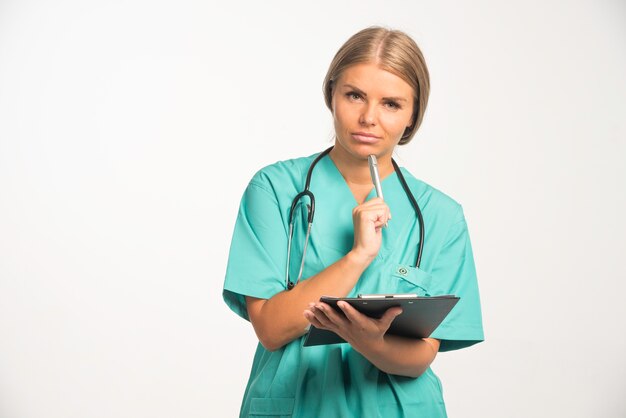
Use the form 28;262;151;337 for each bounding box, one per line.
325;154;396;205
308;153;418;265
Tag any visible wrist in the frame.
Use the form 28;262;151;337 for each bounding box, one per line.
345;249;374;270
351;334;387;362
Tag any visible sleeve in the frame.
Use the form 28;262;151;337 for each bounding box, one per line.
222;180;289;321
429;209;485;352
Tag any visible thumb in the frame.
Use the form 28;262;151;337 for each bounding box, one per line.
380;307;403;329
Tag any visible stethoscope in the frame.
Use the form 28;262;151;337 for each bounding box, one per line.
285;146;425;290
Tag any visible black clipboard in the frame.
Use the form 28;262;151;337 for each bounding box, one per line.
303;294;459;347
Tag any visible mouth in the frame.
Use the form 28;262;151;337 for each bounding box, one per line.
351;132;381;143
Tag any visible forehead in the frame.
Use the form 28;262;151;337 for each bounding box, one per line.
336;62;414;97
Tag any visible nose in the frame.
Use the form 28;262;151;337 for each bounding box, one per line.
359;103;377;126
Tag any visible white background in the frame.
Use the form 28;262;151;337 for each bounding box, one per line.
1;0;625;417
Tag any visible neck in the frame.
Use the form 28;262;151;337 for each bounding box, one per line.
328;143;395;186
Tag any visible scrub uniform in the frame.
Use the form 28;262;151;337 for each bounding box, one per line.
223;152;484;418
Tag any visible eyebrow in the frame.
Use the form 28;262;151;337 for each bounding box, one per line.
342;83;409;103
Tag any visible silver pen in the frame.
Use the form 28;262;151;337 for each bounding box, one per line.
368;155;388;227
368;155;384;199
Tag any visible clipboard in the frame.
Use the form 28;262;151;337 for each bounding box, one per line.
303;294;460;347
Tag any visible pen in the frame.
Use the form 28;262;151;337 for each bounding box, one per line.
368;155;384;200
368;154;388;227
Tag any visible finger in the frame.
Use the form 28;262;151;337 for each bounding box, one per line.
310;304;335;328
373;217;389;228
303;309;313;321
373;216;391;230
353;202;390;217
363;199;392;218
368;206;391;221
315;303;347;327
304;307;328;327
354;210;387;225
337;301;367;324
303;306;317;320
355;205;390;217
304;311;327;330
379;307;403;329
363;197;384;205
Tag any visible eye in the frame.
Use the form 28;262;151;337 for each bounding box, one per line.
346;91;362;101
384;100;401;110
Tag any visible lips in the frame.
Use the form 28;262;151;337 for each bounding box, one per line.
351;132;380;143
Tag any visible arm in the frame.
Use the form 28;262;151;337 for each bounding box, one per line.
247;198;390;351
246;251;369;351
304;301;440;378
365;336;440;378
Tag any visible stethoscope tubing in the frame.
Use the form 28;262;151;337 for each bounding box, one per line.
392;158;425;268
286;146;424;289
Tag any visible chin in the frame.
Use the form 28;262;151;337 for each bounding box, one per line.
353;142;395;158
337;142;377;159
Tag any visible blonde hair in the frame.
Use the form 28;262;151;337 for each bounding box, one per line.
323;27;430;145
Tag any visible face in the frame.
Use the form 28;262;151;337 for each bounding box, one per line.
331;62;415;161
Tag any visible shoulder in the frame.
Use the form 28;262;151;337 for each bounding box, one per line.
247;153;317;194
398;167;465;224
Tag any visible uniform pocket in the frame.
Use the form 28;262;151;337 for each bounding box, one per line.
249;397;295;417
389;264;433;296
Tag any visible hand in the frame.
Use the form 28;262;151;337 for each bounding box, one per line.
350;197;391;263
303;301;403;352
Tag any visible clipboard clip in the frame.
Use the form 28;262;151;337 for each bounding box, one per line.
357;293;418;299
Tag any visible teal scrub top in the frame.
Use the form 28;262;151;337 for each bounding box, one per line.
223;152;484;418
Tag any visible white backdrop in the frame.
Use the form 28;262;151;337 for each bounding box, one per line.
1;0;625;417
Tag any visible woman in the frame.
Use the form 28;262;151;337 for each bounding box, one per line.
223;27;484;417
